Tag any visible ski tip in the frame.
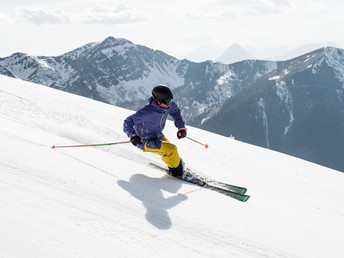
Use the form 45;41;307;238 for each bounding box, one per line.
234;195;250;202
205;144;209;149
243;195;250;202
51;145;55;149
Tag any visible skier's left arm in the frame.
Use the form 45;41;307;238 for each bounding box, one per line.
169;102;187;139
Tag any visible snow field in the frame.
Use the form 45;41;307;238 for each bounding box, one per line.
1;75;344;257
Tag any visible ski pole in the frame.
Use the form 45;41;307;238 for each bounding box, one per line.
51;140;131;149
186;136;209;149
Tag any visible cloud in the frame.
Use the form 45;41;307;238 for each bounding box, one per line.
186;12;220;20
213;0;292;17
14;5;145;25
0;13;13;24
186;10;238;21
184;0;292;22
16;8;72;24
215;0;291;7
273;0;292;7
76;5;145;24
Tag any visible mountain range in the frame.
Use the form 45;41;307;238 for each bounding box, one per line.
215;43;254;64
183;42;340;63
1;36;344;172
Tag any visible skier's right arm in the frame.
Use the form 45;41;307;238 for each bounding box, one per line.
123;114;136;138
123;114;142;146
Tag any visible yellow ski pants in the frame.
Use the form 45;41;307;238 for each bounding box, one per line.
143;137;181;168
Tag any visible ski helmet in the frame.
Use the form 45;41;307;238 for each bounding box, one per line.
152;85;173;105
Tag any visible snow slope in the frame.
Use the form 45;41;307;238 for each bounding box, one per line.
0;75;343;258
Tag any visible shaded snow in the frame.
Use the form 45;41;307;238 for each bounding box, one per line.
269;75;280;81
257;98;270;148
325;47;344;87
275;80;294;135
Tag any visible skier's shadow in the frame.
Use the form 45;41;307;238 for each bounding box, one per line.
118;173;187;230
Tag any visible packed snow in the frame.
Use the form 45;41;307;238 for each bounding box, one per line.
0;75;344;258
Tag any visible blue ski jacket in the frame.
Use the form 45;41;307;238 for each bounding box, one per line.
123;97;186;149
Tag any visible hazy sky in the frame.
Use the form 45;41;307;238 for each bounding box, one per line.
1;0;343;60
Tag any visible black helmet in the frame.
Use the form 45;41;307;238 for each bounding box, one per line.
152;85;173;105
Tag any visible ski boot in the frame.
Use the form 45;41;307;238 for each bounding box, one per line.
182;169;207;187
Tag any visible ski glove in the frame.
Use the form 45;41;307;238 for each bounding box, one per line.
130;134;142;146
177;128;187;139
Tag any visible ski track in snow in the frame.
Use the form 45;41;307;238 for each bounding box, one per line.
1;75;344;258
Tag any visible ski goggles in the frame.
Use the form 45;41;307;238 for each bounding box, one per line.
160;98;173;106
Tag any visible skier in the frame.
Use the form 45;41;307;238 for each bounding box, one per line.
123;84;192;180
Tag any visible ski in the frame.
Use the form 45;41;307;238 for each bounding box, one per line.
187;173;247;194
173;165;247;194
214;183;246;194
206;185;250;202
148;163;250;202
180;175;250;202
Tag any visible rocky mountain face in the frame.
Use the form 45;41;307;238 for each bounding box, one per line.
0;37;187;109
198;47;344;172
1;37;344;172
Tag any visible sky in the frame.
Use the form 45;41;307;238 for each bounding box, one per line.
1;0;344;60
